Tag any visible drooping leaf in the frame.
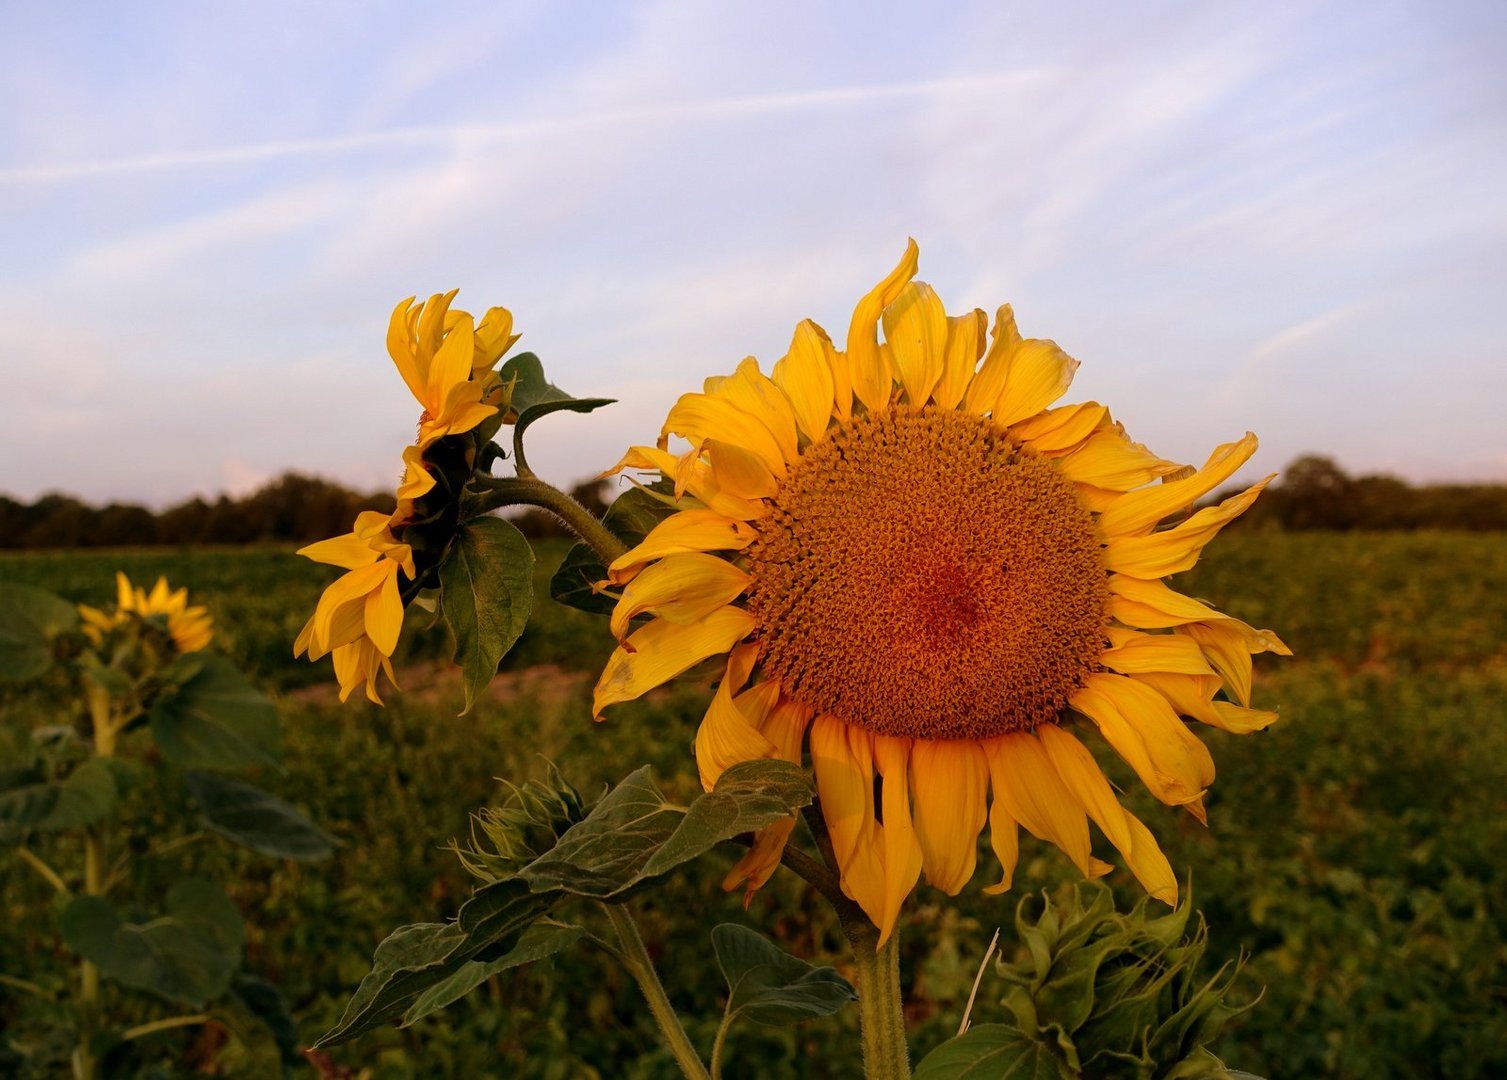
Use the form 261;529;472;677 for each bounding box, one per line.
184;771;337;861
60;880;245;1008
439;515;534;714
312;922;465;1047
149;654;281;771
712;923;855;1028
228;972;302;1069
519;760;812;899
914;1024;1070;1080
0;583;76;680
402;921;585;1025
0;758;139;843
515;396;616;443
549;485;681;615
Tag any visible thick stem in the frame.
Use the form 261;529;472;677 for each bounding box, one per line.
601;902;710;1080
843;922;911;1080
473;475;628;565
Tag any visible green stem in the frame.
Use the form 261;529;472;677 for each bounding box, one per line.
74;686;119;1080
709;1014;732;1080
843;922;911;1080
472;475;628;564
16;846;69;895
119;1013;209;1042
601;902;710;1080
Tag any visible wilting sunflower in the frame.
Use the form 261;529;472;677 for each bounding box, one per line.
80;572;214;654
295;292;519;703
593;241;1288;944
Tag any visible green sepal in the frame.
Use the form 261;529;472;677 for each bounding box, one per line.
0;583;77;681
184;771;338;861
711;923;855;1029
60;880;245;1008
148;654;282;771
549;485;682;615
437;515;535;714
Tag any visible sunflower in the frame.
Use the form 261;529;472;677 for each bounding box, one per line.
296;293;521;703
79;572;214;654
592;241;1288;944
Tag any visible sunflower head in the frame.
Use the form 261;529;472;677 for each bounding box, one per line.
79;571;213;656
592;241;1289;944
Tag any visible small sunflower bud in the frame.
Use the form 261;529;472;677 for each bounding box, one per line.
452;763;585;884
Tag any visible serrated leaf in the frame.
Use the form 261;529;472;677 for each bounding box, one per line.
149;654;281;771
439;516;534;714
185;771;337;861
914;1024;1071;1079
712;924;855;1028
519;760;812;899
0;583;76;680
402;921;584;1025
550;485;682;616
60;880;245;1008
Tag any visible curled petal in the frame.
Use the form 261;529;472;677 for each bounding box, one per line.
593;607;755;717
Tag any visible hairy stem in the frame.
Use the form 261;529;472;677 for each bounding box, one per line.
601;902;710;1080
844;922;911;1080
472;474;628;565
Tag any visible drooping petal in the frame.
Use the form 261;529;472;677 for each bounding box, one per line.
772;319;838;444
847;240;919;413
1057;425;1183;490
1097;433;1260;538
992;339;1081;427
810;715;879;889
1037;724;1133;855
872;735;923;945
694;662;779;790
983;795;1021;897
1101;632;1217;676
1107;576;1228;629
473;306;519;374
1122;811;1178;905
297;531;382;570
1178;619;1290;708
882;281;949;409
986;732;1108;879
609;552;751;640
909;739;989;894
593;607;756;717
607;510;759;585
1103;476;1274;579
1072;673;1214;807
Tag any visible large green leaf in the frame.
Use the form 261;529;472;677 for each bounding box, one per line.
0;758;137;844
312;922;465;1047
402;920;584;1025
712;923;855;1028
439;515;534;714
0;583;76;680
549;485;680;615
184;771;337;861
914;1024;1073;1079
519;759;813;899
149;654;281;771
60;880;245;1008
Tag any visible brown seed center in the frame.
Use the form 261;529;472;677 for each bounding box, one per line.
744;406;1108;740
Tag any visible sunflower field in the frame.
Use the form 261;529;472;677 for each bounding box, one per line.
3;528;1504;1079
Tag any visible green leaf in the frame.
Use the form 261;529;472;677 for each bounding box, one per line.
515;396;616;443
0;758;138;843
519;760;812;900
149;654;281;771
227;972;301;1069
60;880;245;1008
0;767;57;844
312;922;465;1046
712;924;855;1027
550;485;680;615
0;583;76;680
184;771;337;861
498;352;569;414
914;1024;1072;1079
402;920;584;1025
439;515;534;715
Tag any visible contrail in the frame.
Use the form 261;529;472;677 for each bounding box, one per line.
0;71;1044;185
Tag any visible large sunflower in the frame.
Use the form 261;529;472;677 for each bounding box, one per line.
592;241;1288;944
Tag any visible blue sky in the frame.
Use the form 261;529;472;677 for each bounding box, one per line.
2;0;1503;504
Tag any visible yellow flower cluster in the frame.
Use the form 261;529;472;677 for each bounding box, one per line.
79;572;214;654
295;293;519;703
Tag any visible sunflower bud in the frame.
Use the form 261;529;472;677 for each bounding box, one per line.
452;763;585;884
995;883;1256;1078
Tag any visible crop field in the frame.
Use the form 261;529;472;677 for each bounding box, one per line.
3;531;1506;1078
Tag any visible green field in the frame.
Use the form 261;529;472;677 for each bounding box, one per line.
3;532;1506;1078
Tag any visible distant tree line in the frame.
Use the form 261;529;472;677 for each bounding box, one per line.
0;472;619;550
1220;455;1507;531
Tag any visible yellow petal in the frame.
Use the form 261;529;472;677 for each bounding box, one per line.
909;739;989;895
962;305;1022;415
722;814;800;901
694;661;779;790
847;240;919;413
592;606;755;717
933;308;986;411
985;732;1100;878
983;795;1020;896
473;306;519;373
312;562;391;652
1101;632;1217;676
992;339;1081;427
872;735;922;945
362;563;404;657
1097;433;1260;539
713;357;800;466
1057;425;1183;491
663;392;788;479
1209;700;1281;734
607;510;759;585
1122;811;1178;905
386;296;427;406
1107;576;1228;629
1129;671;1226;726
115;571;134;610
772;319;838;443
1104;475;1274;579
706;440;778;501
882;281;949;409
1037;724;1133;855
298;530;381;570
810;715;880;898
1178;619;1289;708
1010;401;1108;455
609;552;751;640
1072;673;1214;807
